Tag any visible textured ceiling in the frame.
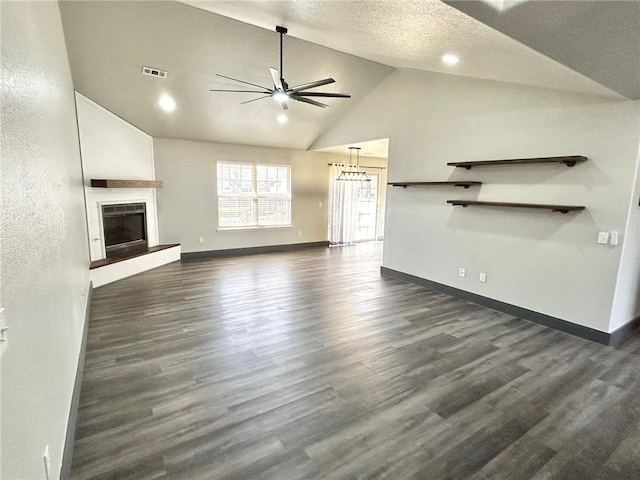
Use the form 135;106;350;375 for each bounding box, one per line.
444;0;640;99
182;0;622;98
58;1;393;150
316;138;390;159
59;0;631;153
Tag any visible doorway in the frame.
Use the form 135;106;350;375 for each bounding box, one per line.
327;143;387;246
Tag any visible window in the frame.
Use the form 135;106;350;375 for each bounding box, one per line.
217;162;291;228
355;173;379;241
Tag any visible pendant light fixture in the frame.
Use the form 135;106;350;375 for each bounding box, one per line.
337;147;371;182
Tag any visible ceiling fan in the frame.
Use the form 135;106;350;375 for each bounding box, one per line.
210;26;351;110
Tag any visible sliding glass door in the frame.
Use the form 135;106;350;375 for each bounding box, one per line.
355;173;379;242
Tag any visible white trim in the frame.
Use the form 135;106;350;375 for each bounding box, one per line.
149;139;160;244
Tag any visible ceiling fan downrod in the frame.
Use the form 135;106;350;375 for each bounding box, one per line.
275;25;287;86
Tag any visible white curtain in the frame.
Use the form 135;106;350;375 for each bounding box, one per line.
328;164;360;246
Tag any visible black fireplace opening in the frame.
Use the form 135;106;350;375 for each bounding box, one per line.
102;203;148;258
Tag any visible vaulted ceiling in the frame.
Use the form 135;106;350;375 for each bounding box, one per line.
59;1;392;151
59;1;637;152
444;0;640;100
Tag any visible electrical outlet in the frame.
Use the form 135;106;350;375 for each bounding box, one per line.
0;307;8;344
479;272;487;283
199;236;204;243
318;202;323;208
297;230;302;236
597;232;609;244
610;231;619;246
43;445;51;480
458;267;466;278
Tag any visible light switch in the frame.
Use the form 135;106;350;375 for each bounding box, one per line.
610;231;619;246
597;232;609;244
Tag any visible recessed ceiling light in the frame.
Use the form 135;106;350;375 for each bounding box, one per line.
277;114;288;124
158;94;176;112
273;91;289;103
442;54;460;66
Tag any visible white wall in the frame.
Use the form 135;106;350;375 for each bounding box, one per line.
154;138;346;253
0;2;90;478
610;139;640;331
313;68;640;333
75;93;158;261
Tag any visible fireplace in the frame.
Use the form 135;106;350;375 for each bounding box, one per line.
101;203;148;258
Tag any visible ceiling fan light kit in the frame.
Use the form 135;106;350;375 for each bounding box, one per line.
273;91;289;103
210;25;351;110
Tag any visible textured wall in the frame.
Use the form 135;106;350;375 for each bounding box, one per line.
0;2;90;478
313;68;640;333
154;138;341;253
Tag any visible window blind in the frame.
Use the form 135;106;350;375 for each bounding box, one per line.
217;162;291;228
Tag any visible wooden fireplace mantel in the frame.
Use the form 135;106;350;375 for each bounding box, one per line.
91;179;163;188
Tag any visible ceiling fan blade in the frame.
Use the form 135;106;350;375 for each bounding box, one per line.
296;92;351;98
289;78;335;93
210;89;272;93
291;95;328;108
269;67;284;92
216;73;271;91
239;95;272;105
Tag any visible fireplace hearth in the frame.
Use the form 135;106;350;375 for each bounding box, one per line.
101;203;148;258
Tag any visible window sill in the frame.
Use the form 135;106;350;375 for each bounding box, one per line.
217;225;293;232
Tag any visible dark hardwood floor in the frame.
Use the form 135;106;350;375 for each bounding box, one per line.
71;243;640;479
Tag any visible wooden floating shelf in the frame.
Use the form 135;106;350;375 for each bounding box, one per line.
91;179;163;188
447;156;587;170
447;200;586;214
389;181;482;189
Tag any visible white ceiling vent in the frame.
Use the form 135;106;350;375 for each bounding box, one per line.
142;66;167;79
